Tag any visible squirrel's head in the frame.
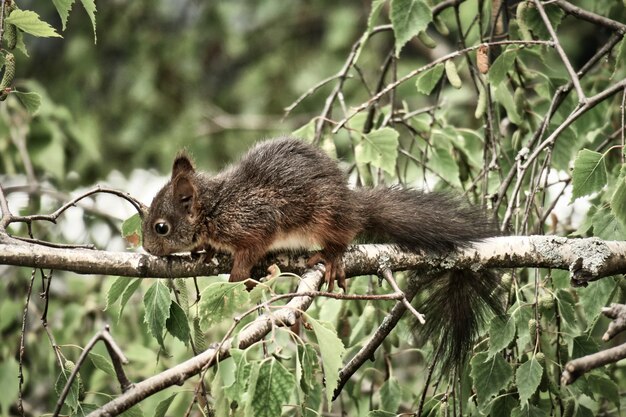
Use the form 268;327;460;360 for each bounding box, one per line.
142;152;202;256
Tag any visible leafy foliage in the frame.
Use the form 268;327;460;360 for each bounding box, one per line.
2;0;626;416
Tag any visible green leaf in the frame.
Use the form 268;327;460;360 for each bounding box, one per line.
571;335;599;359
491;394;518;417
307;315;346;408
121;213;142;247
493;84;522;125
119;404;144;417
488;314;516;358
89;353;116;377
429;145;462;188
367;0;386;34
489;49;516;85
516;356;543;407
5;10;62;38
143;281;172;347
224;349;251;402
510;404;549;417
587;373;620;410
192;316;207;352
367;411;396;417
118;278;141;321
571;150;607;200
106;276;132;310
611;176;626;227
250;358;296;417
51;0;75;30
198;281;250;330
0;358;19;416
390;0;432;57
297;344;319;394
612;37;626;79
415;63;444;95
154;393;177;417
470;351;513;410
524;3;564;39
13;91;41;115
166;301;190;345
79;0;97;43
591;206;626;240
578;278;617;330
355;127;399;175
55;362;81;412
380;378;401;412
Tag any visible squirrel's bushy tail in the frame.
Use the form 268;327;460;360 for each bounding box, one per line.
355;186;496;251
355;186;504;372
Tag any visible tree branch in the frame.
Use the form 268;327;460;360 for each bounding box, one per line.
1;236;625;285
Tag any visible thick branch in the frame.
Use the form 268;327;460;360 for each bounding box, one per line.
1;236;625;285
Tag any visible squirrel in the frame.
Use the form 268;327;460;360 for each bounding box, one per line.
142;137;503;371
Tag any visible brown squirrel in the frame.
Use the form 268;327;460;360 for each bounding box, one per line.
142;137;503;370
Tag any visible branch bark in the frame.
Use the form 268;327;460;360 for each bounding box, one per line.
2;235;625;285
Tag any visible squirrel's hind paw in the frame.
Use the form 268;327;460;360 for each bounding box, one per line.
306;252;346;292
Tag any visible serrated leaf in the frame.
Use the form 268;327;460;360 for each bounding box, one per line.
555;289;578;335
470;351;513;410
154;393;177;417
355;127;399;175
516;357;543;407
13;91;41;115
524;3;564;39
489;49;516;85
224;349;250;402
291;120;316;142
307;316;346;408
51;0;75;30
390;0;432;57
166;301;190;345
367;0;386;34
106;276;132;310
297;344;319;394
89;353;116;377
250;358;296;417
591;206;626;240
5;10;62;38
488;314;516;357
198;281;250;330
118;278;141;321
415;63;444;95
571;149;607;200
380;378;401;412
192;316;207;352
121;213;142;247
143;281;172;347
55;364;81;412
79;0;97;43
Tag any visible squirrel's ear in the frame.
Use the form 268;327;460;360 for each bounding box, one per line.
172;152;195;179
172;174;196;215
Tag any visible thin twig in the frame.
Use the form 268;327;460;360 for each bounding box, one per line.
17;268;36;417
380;268;425;324
531;0;586;104
331;40;554;133
53;326;131;417
554;0;626;33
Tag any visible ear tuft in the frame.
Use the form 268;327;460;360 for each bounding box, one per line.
172;150;195;179
172;175;196;214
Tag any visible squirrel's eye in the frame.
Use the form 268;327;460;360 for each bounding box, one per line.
154;222;170;235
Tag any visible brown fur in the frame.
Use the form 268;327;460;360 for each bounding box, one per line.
142;138;503;369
